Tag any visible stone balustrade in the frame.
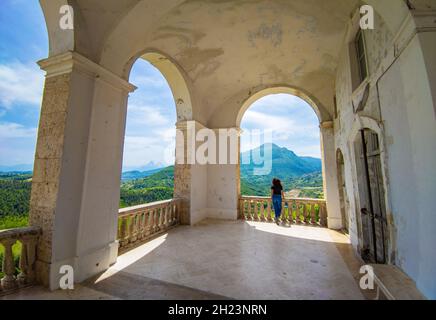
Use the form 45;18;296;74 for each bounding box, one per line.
0;226;41;293
239;196;328;227
118;199;182;251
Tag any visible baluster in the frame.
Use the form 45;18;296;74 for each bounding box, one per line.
129;214;138;243
153;208;160;233
159;206;165;231
119;216;129;247
137;212;144;240
143;211;149;237
17;239;28;286
142;212;148;238
289;200;294;224
267;199;272;222
161;206;165;228
16;236;37;286
159;207;164;229
165;205;170;228
149;209;154;234
239;200;244;220
171;204;176;225
243;200;248;220
259;201;265;221
320;204;328;227
254;200;259;221
174;202;178;224
149;209;155;234
310;203;317;224
286;200;291;224
174;202;180;224
1;238;18;290
303;202;308;224
168;204;173;226
295;202;300;223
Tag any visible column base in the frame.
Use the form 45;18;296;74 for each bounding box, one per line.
47;240;119;290
327;217;343;230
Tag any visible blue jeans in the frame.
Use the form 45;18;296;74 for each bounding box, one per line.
272;195;282;219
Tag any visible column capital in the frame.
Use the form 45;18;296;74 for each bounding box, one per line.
38;51;137;93
175;120;207;130
320;121;334;130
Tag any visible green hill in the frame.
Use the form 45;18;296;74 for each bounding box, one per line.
240;143;322;196
120;166;174;207
0;143;323;223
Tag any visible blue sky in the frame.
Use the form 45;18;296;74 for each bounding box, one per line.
0;0;320;171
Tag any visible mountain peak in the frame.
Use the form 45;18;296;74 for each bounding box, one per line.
240;143;321;178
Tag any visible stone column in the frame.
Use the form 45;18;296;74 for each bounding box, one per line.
206;127;241;221
320;121;342;230
30;52;135;289
174;121;193;225
175;120;212;225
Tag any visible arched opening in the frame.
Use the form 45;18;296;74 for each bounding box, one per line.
117;50;195;238
120;58;177;208
353;128;388;264
238;92;326;224
336;149;349;234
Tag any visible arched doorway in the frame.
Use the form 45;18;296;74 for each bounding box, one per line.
235;87;342;229
120;58;177;208
123;51;195;225
353;128;388;263
239;93;323;199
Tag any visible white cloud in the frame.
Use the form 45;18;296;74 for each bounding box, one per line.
0;122;38;166
240;94;321;157
0;122;37;138
131;73;169;89
123;134;175;168
127;104;173;127
0;62;44;108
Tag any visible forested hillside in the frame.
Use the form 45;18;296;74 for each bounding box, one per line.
0;144;323;229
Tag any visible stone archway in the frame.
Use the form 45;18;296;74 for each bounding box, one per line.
123;50;196;225
235;87;342;230
32;0;421;290
236;86;331;127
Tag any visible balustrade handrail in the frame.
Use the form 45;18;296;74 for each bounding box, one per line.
240;195;326;203
0;226;41;241
119;199;176;217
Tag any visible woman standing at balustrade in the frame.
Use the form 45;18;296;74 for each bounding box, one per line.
271;178;285;225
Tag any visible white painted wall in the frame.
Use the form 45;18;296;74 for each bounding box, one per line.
378;34;436;299
206;165;239;221
334;13;436;298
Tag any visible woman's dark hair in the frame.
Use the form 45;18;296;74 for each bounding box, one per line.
272;178;283;189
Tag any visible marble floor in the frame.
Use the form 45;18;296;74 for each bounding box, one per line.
2;219;371;300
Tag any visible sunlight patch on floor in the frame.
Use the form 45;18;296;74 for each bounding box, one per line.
244;221;350;244
95;233;168;283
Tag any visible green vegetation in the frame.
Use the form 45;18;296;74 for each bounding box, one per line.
0;172;32;219
240;144;324;198
0;173;31;275
0;144;324;275
120;166;174;207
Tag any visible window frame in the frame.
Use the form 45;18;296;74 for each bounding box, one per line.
354;29;369;84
